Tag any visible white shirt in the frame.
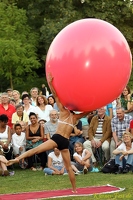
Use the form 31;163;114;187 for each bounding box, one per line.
36;105;53;122
48;151;64;167
73;149;86;161
117;142;133;159
12;132;26;148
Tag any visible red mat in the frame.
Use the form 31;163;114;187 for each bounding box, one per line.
0;184;125;200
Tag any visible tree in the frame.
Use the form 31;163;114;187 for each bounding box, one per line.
0;2;41;89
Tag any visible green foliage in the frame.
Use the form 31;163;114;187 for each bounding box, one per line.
0;2;40;89
0;0;133;90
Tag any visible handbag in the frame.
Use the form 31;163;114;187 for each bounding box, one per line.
0;139;12;154
26;140;43;149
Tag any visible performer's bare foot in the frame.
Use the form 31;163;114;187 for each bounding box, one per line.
6;158;19;166
72;190;77;193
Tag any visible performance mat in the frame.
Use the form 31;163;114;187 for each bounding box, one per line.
0;184;125;200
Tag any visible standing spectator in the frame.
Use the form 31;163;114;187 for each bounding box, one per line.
83;107;112;163
12;90;22;105
47;95;56;107
6;88;13;99
41;84;46;96
36;95;53;122
120;86;133;116
30;87;39;106
110;107;132;158
44;148;67;175
0;93;16;129
12;104;29;130
45;109;58;140
12;123;27;169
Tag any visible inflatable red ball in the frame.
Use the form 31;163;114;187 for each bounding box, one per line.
46;19;132;111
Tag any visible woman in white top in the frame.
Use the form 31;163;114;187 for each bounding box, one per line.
36;95;53;122
73;142;92;174
113;131;133;174
43;148;67;175
0;114;12;160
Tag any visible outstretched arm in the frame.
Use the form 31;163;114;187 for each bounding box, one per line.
47;73;64;111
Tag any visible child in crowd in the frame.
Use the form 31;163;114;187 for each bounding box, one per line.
72;142;93;174
0;155;9;176
12;123;27;169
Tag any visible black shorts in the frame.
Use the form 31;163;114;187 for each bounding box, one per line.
51;134;69;150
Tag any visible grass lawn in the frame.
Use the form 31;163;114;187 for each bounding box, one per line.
1;166;133;200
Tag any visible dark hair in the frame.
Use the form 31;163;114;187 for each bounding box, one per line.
15;104;24;110
47;95;55;104
14;123;22;129
22;94;30;101
29;112;37;118
0;114;8;123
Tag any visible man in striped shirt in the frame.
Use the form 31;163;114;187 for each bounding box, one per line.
83;106;112;163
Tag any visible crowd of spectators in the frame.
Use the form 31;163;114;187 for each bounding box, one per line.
0;85;133;176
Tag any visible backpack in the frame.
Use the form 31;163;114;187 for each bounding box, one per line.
101;159;118;173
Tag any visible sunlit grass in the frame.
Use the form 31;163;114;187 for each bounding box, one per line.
1;167;133;200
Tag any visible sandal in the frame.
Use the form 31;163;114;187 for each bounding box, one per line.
4;170;9;176
30;167;37;171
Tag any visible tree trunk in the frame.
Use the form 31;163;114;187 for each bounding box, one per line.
9;67;13;89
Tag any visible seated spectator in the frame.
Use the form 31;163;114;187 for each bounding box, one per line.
130;120;133;135
72;142;92;174
83;106;112;163
110;107;132;158
44;148;67;175
26;112;47;171
12;90;22;105
80;116;89;140
19;121;27;133
12;104;29;130
12;123;27;169
0;155;9;176
22;94;41;123
113;131;133;174
0;114;13;161
36;95;53;122
106;103;113;118
0;93;16;130
87;110;97;124
45;110;58;140
69;119;84;160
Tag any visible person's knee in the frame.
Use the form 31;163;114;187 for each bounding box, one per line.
83;141;91;149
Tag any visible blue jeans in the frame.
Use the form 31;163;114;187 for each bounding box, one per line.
115;154;133;169
43;166;67;175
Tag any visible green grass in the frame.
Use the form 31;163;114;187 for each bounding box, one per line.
1;166;133;200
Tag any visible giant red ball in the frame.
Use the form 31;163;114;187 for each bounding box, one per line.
46;19;132;111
